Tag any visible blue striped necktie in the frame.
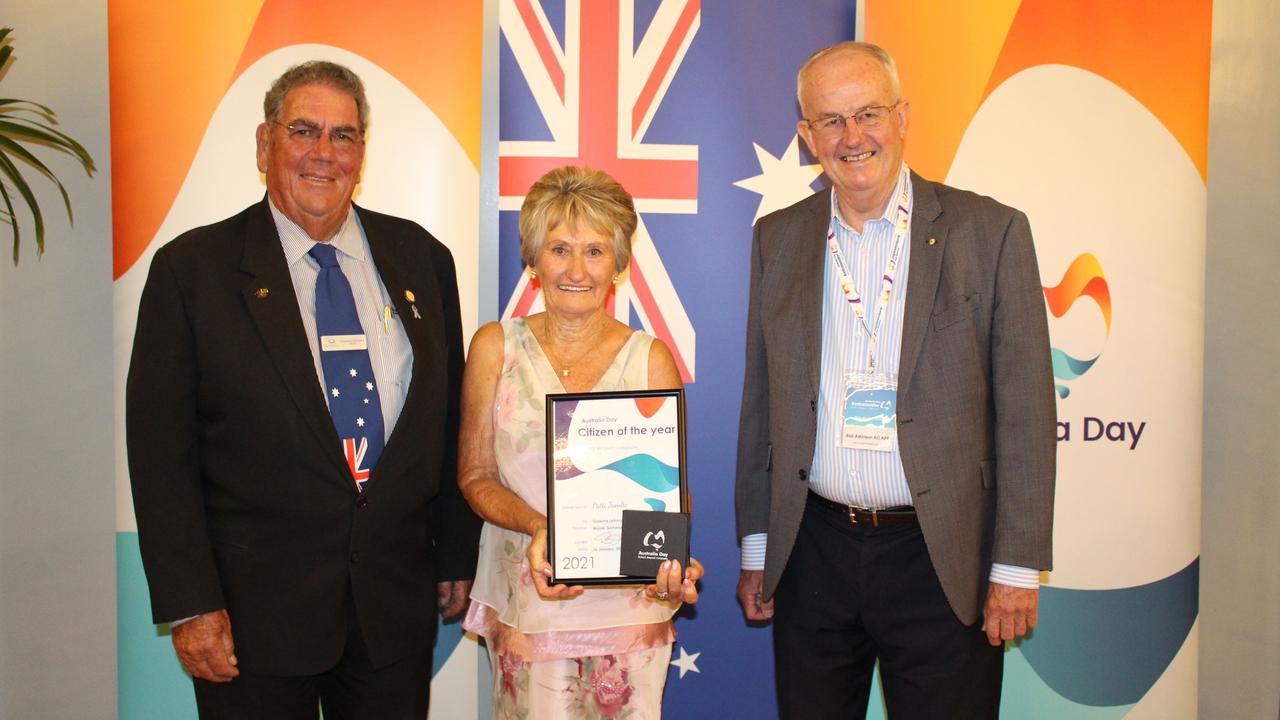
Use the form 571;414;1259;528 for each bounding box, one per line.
309;242;384;492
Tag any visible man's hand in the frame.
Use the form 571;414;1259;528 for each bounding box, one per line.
437;580;473;621
172;609;239;682
736;569;775;622
982;582;1039;646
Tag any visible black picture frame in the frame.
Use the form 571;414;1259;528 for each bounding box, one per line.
545;388;688;586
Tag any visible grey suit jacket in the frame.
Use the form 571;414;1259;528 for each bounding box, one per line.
734;173;1056;625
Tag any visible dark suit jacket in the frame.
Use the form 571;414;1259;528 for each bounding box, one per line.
126;199;481;674
735;174;1056;625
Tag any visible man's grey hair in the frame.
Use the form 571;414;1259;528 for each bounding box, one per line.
263;61;370;132
796;41;901;115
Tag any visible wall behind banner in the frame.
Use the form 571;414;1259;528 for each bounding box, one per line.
0;1;116;718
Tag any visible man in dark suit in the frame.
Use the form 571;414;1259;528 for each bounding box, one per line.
734;42;1057;718
126;60;481;718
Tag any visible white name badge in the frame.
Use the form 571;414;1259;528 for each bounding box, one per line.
842;371;898;452
320;334;368;352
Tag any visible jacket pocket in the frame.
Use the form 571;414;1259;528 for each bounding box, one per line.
932;293;982;331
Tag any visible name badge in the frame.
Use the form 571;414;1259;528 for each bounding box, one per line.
842;371;898;452
320;334;368;352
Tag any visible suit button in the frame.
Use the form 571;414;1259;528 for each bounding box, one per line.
798;469;808;481
356;496;368;509
350;551;361;564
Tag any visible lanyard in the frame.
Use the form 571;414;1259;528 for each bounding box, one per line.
827;165;912;373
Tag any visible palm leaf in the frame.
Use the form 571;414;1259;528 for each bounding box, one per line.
0;119;95;171
0;179;18;264
0;135;73;223
0;152;44;260
0;26;97;263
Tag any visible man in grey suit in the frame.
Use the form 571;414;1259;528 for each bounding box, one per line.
734;42;1056;718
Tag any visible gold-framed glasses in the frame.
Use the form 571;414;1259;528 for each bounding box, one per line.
805;101;901;137
273;121;364;151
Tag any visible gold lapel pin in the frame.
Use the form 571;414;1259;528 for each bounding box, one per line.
404;289;416;303
927;237;937;246
254;287;270;299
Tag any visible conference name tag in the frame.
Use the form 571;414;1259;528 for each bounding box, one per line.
320;334;368;352
842;371;898;452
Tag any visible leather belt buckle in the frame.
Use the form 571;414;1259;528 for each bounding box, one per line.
845;506;880;527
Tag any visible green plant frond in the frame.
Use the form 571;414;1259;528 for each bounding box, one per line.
0;152;45;260
0;98;57;116
0;176;24;264
0;27;11;43
0;46;12;70
0;135;74;222
0;118;96;172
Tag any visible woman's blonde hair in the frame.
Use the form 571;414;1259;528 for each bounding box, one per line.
519;166;637;273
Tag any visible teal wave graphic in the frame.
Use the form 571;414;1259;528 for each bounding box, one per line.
1051;347;1098;381
1021;557;1199;706
643;498;667;511
599;454;680;493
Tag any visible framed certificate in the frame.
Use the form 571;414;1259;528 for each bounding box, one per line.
545;388;688;586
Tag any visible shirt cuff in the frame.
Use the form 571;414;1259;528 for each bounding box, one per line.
740;533;767;570
988;563;1041;590
167;615;198;628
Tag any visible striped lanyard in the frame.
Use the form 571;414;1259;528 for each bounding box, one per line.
826;164;913;374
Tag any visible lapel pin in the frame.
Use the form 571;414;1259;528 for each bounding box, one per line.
254;287;270;299
404;289;416;303
411;305;421;320
927;237;937;246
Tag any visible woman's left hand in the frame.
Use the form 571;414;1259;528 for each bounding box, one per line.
646;557;704;605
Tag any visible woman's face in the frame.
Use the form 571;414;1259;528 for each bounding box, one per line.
535;221;617;320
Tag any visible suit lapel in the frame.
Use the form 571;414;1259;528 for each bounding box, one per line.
897;173;948;398
239;200;349;479
796;191;832;396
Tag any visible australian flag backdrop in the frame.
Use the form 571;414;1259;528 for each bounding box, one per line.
496;1;854;717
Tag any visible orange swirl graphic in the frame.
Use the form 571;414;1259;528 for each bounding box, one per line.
1043;253;1111;335
865;0;1211;184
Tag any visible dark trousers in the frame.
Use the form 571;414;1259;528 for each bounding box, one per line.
773;494;1002;719
193;595;432;720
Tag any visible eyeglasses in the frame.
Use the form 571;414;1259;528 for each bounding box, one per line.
805;101;901;137
272;121;364;151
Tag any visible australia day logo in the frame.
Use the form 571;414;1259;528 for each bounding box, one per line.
1042;253;1111;399
1044;253;1144;450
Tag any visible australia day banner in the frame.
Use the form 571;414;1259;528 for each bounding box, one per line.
867;1;1211;717
496;1;853;717
109;2;483;717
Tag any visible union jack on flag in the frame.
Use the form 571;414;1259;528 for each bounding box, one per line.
499;0;700;381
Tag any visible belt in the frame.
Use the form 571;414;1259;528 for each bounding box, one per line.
808;491;917;527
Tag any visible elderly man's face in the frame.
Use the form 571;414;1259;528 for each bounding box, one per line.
255;83;364;241
797;50;909;223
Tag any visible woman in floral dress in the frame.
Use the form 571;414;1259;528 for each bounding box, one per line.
459;166;704;719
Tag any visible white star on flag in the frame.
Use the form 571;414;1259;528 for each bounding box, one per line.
365;382;374;391
349;368;358;377
331;387;340;398
356;417;365;427
670;646;701;679
733;135;823;224
363;399;369;404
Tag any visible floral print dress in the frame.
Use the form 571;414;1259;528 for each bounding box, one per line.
464;318;677;719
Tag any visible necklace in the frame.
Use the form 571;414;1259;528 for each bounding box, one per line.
539;317;604;378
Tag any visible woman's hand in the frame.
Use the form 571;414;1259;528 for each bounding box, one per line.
645;556;704;605
526;527;585;600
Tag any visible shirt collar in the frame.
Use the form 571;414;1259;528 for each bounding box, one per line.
268;199;365;267
829;163;910;235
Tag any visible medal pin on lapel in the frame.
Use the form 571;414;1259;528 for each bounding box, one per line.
404;289;420;319
928;237;937;247
254;287;270;299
